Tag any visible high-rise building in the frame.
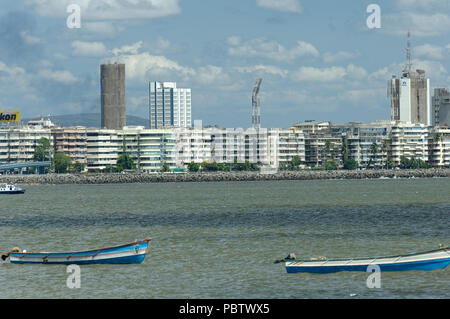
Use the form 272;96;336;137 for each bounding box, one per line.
432;88;450;127
388;33;431;126
149;82;191;129
101;63;126;129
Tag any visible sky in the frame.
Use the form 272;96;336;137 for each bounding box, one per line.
0;0;450;129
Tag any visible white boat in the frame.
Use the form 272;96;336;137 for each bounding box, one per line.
0;183;25;194
278;246;450;274
2;238;151;264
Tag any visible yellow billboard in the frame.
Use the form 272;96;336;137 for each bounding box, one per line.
0;110;20;122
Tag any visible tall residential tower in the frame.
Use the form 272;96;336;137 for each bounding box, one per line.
101;63;126;129
149;82;191;128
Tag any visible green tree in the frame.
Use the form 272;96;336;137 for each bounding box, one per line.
343;158;358;170
71;162;84;173
381;139;391;169
368;142;378;169
385;156;394;169
187;162;200;172
325;160;337;170
289;155;303;170
116;153;136;171
201;161;219;172
399;156;430;169
341;135;349;163
34;137;52;162
161;163;170;172
53;153;71;173
323;140;332;166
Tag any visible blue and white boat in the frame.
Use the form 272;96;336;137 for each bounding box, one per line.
0;183;25;194
2;238;151;265
280;246;450;274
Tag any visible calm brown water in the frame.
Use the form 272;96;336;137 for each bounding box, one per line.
1;178;450;298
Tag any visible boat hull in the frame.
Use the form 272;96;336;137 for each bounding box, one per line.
0;190;25;194
8;239;150;265
285;248;450;274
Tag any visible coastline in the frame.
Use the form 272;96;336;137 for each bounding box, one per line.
1;169;450;185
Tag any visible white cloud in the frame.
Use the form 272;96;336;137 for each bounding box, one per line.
227;37;319;62
382;0;450;37
195;65;230;85
19;31;42;45
226;36;241;46
291;64;367;82
339;88;385;104
412;59;448;80
323;51;359;63
154;38;171;53
112;41;144;56
38;69;79;85
0;61;26;77
127;96;148;112
83;21;119;38
234;65;288;77
112;52;195;81
24;0;181;20
0;61;35;98
346;64;368;80
383;12;450;37
395;0;447;11
256;0;302;13
369;59;448;84
72;40;108;57
414;44;444;60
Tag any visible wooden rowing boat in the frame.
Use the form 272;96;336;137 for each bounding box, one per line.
1;238;151;265
278;246;450;274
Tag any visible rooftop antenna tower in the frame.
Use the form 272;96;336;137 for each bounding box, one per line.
252;78;262;130
405;31;413;75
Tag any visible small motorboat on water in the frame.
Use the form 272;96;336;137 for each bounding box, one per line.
1;238;151;265
0;183;25;194
276;245;450;274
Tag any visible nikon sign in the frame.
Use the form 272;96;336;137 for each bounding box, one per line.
0;111;20;122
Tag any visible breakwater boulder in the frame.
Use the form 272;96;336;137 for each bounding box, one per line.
0;169;449;185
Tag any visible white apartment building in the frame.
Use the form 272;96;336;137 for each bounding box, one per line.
171;125;305;170
149;82;191;129
118;126;177;172
87;127;179;172
346;122;391;168
428;126;450;168
0;125;53;165
174;125;213;166
390;122;430;166
86;128;120;171
276;129;306;168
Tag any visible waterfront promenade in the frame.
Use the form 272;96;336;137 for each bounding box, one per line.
1;169;449;185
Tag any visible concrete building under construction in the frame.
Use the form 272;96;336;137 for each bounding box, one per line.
432;88;450;127
101;63;126;130
388;32;431;126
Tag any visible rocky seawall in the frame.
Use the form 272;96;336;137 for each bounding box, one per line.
1;169;449;185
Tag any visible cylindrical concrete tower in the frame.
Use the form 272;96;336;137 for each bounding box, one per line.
101;63;126;129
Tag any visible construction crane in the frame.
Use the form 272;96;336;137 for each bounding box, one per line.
252;78;262;130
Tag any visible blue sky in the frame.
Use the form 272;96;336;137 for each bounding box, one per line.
1;0;449;128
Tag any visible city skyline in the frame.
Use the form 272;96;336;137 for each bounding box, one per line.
1;1;450;129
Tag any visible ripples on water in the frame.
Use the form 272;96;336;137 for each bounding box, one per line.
0;179;449;298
